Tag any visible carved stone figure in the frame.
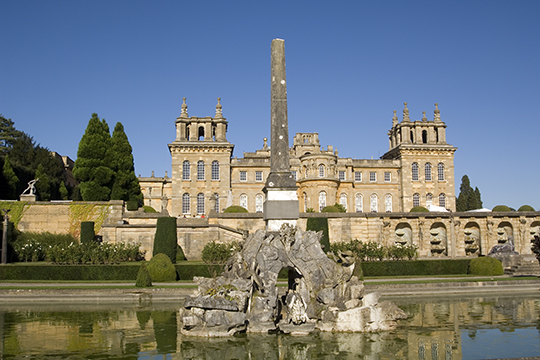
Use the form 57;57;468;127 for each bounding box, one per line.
429;224;447;256
395;224;412;246
21;179;39;196
464;224;480;255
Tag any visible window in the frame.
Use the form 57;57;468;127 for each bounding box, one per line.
211;161;219;180
319;164;325;178
240;171;247;181
291;171;297;180
426;193;433;207
438;163;445;181
370;194;378;212
255;194;263;213
197;193;204;214
255;171;263;182
304;167;308;178
413;193;420;207
425;163;432;181
439;193;446;208
412;162;419;181
385;194;392;212
197;160;205;180
355;194;363;213
182;193;190;214
339;171;345;181
339;193;347;211
384;172;391;182
182;160;190;180
303;193;308;212
319;191;326;212
354;171;362;182
214;193;219;212
370;172;376;182
240;194;248;209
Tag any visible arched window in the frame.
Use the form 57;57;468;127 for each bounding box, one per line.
182;193;190;214
439;193;446;208
214;193;219;213
197;160;205;180
303;193;308;212
197;193;204;214
426;193;433;207
182;160;190;180
255;194;263;213
319;191;326;212
413;193;420;207
425;163;432;181
355;194;363;213
211;161;219;180
438;163;445;181
412;162;419;181
339;193;347;211
370;194;378;212
385;194;392;212
422;130;428;144
240;194;248;210
198;126;204;140
319;164;325;178
410;130;414;143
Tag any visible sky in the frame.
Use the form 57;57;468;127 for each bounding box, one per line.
1;1;539;210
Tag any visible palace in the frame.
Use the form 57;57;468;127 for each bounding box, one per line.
139;98;457;217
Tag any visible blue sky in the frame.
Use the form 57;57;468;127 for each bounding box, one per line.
1;1;539;210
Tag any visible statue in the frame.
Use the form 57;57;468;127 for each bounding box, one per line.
21;179;39;196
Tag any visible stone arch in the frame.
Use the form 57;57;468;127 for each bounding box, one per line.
430;222;447;256
464;222;481;256
395;223;412;246
198;126;205;140
497;222;513;244
529;221;540;242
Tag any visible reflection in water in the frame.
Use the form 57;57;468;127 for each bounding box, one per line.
0;294;538;359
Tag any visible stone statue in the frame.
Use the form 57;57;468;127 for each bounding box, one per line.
21;179;39;196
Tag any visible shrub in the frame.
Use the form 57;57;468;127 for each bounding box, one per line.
153;217;177;264
306;208;315;213
143;206;157;213
201;241;240;264
45;242;145;265
306;217;330;253
330;240;418;261
176;244;186;262
410;206;429;212
322;204;345;213
518;205;535;212
492;205;511;212
362;259;470;276
135;263;152;287
146;253;177;282
468;256;504;276
80;221;95;244
126;200;139;211
223;206;248;213
532;236;540;263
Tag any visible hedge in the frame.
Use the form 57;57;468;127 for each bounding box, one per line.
0;264;140;281
306;217;330;253
153;217;178;263
360;259;471;277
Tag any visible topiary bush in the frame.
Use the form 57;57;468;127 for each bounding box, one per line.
153;217;177;264
80;221;95;244
223;205;248;213
135;263;152;287
146;253;177;282
126;200;139;211
492;205;511;212
306;217;330;253
410;206;429;212
143;206;157;213
518;205;535;212
176;244;186;262
468;256;504;276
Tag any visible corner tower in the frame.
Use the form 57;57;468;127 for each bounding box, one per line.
168;98;234;217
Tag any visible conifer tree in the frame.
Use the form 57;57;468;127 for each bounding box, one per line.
2;155;19;199
59;181;69;200
0;115;23;155
35;164;51;201
109;122;142;202
456;175;482;211
474;187;483;209
73;113;114;201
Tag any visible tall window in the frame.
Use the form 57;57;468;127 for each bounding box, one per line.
214;193;219;212
319;164;325;178
370;194;378;212
182;160;190;180
182;193;190;214
240;194;248;209
370;172;376;182
197;160;205;180
413;193;420;207
385;194;392;212
339;193;347;211
255;171;263;182
291;171;297;180
255;194;263;213
197;193;204;214
426;193;433;207
339;171;345;181
438;163;445;181
439;193;446;208
412;163;419;181
211;161;219;180
240;171;247;181
384;172;391;182
355;194;363;213
303;193;308;212
425;163;432;181
319;191;326;212
354;171;362;182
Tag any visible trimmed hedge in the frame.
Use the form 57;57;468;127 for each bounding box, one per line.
80;221;95;244
0;264;140;280
223;206;248;213
147;253;177;282
468;256;503;276
492;205;511;212
306;217;330;253
360;259;471;277
410;206;429;212
518;205;535;212
153;217;177;263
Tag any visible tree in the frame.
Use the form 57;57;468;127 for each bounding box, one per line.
73;114;114;201
109;122;142;202
34;164;51;201
456;175;482;211
153;217;178;263
2;155;19;199
0;115;23;155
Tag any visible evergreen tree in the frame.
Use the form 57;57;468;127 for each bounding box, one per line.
73;114;114;201
35;164;51;201
109;122;142;202
59;181;69;200
474;187;483;209
456;175;482;211
2;155;19;199
0;115;23;155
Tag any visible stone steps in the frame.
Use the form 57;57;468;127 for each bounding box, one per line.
505;256;540;276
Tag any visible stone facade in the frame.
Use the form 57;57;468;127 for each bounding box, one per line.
139;100;456;217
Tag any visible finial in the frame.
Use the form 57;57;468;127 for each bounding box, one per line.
215;97;223;118
434;103;441;122
263;137;268;150
392;110;398;126
403;102;410;122
422;111;427;122
181;97;188;117
151;170;155;177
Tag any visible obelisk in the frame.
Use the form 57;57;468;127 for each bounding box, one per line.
263;39;299;231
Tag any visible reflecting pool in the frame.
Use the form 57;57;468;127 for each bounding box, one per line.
0;293;538;359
